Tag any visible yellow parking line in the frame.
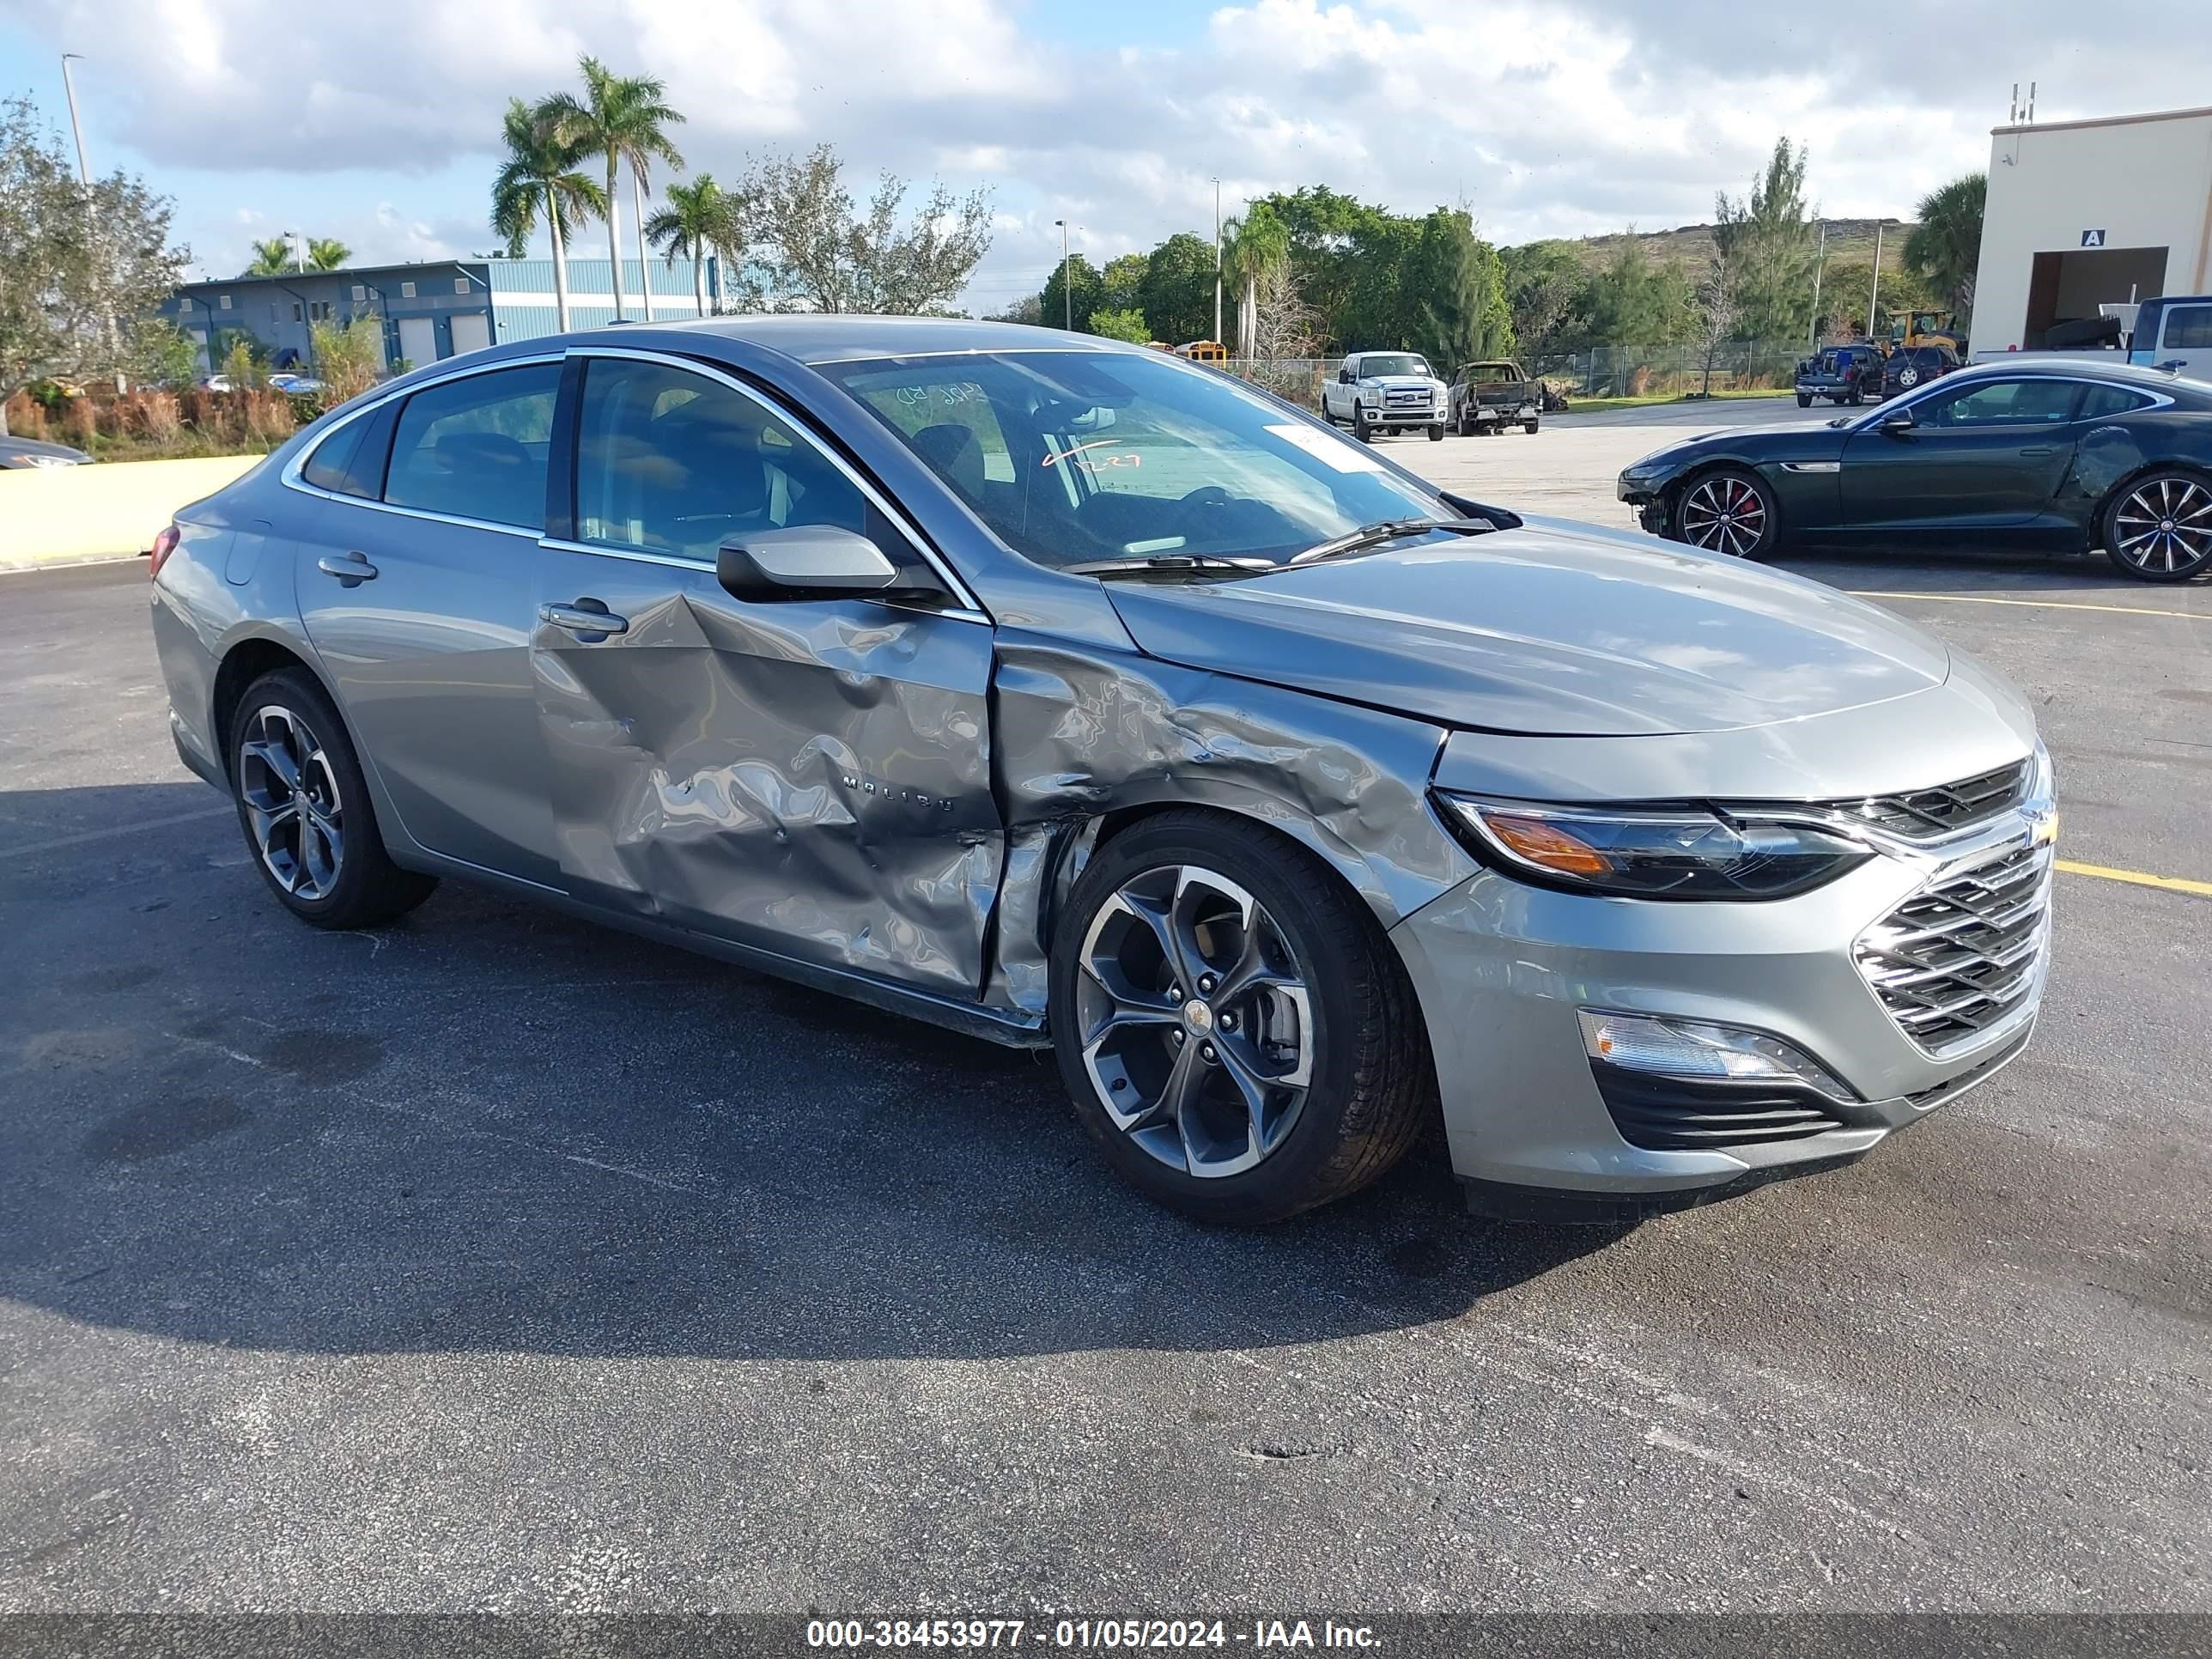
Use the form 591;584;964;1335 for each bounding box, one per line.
1847;590;2212;623
2056;859;2212;898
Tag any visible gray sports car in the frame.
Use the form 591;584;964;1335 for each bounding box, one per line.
149;318;2056;1224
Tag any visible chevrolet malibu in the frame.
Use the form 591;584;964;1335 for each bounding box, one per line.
150;318;2057;1224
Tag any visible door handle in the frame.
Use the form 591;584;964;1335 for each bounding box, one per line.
539;599;629;637
317;550;376;586
2018;447;2057;458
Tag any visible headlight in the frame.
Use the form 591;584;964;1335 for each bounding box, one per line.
6;452;79;468
1435;793;1872;900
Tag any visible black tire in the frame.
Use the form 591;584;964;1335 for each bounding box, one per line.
1667;465;1781;562
228;667;436;930
1846;386;1864;407
1048;810;1434;1225
1427;423;1444;442
1457;409;1474;436
1523;420;1540;435
1796;392;1813;409
1352;406;1373;443
2100;467;2212;582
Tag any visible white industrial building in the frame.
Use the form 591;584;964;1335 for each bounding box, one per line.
1972;103;2212;351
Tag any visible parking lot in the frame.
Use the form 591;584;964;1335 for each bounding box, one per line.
3;403;2208;1614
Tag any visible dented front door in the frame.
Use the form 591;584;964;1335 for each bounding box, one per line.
530;352;1003;997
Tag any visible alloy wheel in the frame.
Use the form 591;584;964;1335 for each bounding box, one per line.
1676;475;1770;557
2112;477;2212;575
1074;864;1314;1180
237;704;345;900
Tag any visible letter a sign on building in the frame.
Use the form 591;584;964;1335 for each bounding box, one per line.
2081;229;2107;247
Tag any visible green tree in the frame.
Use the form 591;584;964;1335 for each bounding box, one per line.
1577;234;1694;346
305;237;349;270
739;143;991;313
645;173;742;319
1087;307;1150;343
1403;208;1513;369
1904;173;1985;322
1499;240;1586;360
243;236;295;276
131;318;201;388
218;331;264;390
1040;252;1103;332
1100;252;1149;313
1222;203;1291;358
1719;138;1819;343
539;55;686;322
0;94;188;434
1137;232;1218;344
1340;213;1421;348
307;313;386;407
1253;185;1394;350
490;94;605;332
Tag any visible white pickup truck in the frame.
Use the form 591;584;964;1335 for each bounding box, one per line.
1319;351;1449;442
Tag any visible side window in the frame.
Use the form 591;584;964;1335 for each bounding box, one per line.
2163;305;2212;349
2076;384;2154;421
301;404;395;498
383;363;560;530
1926;380;2078;427
849;376;1018;503
573;356;910;565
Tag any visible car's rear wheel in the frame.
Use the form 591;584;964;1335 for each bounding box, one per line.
1523;419;1540;435
1670;466;1779;560
229;667;436;929
1048;811;1432;1224
2102;470;2212;581
1796;392;1813;409
1457;408;1474;436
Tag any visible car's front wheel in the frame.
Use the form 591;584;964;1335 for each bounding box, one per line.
229;667;436;929
1669;466;1780;560
1352;406;1373;443
1048;811;1432;1224
2102;470;2212;581
1428;422;1444;441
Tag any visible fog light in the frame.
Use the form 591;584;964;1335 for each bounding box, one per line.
1577;1010;1856;1102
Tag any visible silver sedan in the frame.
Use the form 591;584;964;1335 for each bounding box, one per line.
148;318;2055;1224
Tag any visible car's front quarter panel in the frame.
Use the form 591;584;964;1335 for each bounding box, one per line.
1617;425;1850;532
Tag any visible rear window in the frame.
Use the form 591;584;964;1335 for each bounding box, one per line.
300;404;394;498
2077;384;2154;419
382;363;560;530
2163;305;2212;349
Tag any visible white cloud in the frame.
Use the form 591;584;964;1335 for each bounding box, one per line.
8;0;2208;303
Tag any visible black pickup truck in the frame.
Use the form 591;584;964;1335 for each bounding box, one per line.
1793;343;1885;407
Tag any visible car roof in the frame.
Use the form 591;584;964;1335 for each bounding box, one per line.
665;314;1139;366
1942;356;2181;389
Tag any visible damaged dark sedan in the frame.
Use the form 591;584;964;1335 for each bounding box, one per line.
151;319;2056;1224
1619;359;2212;580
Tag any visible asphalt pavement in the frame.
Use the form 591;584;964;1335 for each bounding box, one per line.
2;438;2208;1617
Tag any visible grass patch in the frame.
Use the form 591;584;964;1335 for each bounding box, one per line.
1561;389;1790;415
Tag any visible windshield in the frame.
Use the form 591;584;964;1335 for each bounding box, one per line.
824;349;1448;570
1357;355;1431;379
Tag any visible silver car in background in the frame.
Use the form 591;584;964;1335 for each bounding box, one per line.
149;318;2056;1224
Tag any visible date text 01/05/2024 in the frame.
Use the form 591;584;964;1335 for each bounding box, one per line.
805;1619;1382;1650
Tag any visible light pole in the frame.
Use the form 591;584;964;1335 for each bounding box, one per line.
1867;221;1884;343
60;54;125;390
1212;177;1222;346
1054;218;1073;331
1808;220;1827;349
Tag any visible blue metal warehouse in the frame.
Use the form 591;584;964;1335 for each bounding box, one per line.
160;254;714;374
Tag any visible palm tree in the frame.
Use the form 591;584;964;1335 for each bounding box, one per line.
243;237;295;276
305;238;350;270
644;174;741;319
539;57;686;323
1222;204;1291;359
1904;173;1986;321
491;96;606;332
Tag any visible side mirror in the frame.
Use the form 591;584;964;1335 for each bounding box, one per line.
716;526;940;604
1339;368;1354;384
1878;408;1917;435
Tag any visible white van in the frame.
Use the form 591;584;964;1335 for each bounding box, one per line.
2129;295;2212;381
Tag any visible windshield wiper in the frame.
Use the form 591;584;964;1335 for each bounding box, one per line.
1286;516;1497;567
1061;554;1274;580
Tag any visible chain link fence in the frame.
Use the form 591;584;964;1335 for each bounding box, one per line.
1218;345;1810;406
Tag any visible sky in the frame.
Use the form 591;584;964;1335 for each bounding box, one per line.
2;0;2206;314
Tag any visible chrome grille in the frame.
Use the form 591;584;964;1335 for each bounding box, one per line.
1855;840;2052;1054
1826;760;2030;840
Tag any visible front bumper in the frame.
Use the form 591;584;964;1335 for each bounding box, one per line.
1388;811;2051;1212
1363;401;1440;425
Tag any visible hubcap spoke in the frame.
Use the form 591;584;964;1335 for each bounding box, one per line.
238;705;344;900
2121;481;2211;574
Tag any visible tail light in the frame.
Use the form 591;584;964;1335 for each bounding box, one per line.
149;523;180;580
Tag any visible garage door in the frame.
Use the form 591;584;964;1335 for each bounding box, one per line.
397;315;437;369
449;312;491;357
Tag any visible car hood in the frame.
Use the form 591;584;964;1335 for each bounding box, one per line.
1362;375;1437;390
1103;518;1952;738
